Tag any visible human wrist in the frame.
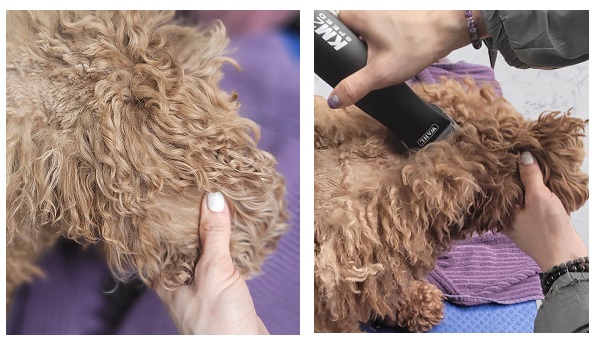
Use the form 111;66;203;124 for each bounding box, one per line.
540;256;588;294
431;10;489;57
428;11;469;58
539;247;588;273
537;226;588;272
428;10;489;59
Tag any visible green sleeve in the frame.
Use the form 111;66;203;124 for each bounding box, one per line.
534;272;589;333
481;10;588;69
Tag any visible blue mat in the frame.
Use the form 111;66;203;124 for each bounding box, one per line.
430;301;537;333
364;300;537;333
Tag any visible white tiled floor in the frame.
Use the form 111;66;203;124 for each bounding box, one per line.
314;47;589;249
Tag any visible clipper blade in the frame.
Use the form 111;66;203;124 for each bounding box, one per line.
435;121;460;143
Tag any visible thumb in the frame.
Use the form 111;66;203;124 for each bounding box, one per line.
518;151;547;200
327;66;376;109
198;191;232;262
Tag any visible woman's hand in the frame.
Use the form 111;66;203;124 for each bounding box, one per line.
327;10;487;109
155;192;268;335
506;152;588;272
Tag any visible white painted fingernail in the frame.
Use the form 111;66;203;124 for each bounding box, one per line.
207;192;225;212
521;151;534;165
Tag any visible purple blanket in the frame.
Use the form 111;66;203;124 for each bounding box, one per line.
410;60;543;306
425;233;542;306
7;31;300;335
410;59;503;97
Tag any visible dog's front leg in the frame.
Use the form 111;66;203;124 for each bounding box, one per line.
394;279;444;332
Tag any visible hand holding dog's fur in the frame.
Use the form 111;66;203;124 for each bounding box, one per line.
7;11;288;310
156;192;268;335
506;153;588;272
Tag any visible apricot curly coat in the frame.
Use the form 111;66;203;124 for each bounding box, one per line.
314;79;588;332
6;10;288;308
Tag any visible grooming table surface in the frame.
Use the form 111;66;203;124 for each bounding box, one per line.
364;300;537;333
429;300;537;333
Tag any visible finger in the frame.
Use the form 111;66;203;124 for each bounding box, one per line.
199;191;232;261
257;317;269;335
328;66;377;109
337;10;369;37
518;151;548;199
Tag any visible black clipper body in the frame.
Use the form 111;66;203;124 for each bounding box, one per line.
314;10;459;149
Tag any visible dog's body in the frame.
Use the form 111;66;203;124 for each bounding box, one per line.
7;11;287;308
314;79;588;332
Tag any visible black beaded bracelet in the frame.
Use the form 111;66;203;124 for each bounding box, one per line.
540;256;589;295
464;10;482;50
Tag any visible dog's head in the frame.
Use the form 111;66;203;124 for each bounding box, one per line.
7;11;287;288
414;78;588;238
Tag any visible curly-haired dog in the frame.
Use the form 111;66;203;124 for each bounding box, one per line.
6;10;288;309
314;78;588;332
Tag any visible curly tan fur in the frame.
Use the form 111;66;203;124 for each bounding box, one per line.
6;10;288;308
314;78;588;332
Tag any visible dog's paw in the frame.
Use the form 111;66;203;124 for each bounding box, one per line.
399;280;445;332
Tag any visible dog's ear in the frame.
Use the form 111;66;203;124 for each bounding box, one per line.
527;111;588;213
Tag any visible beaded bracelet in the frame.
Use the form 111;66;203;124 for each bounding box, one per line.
464;10;482;49
540;256;589;295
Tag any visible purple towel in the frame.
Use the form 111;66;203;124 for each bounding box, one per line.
425;233;542;306
410;61;543;306
409;59;503;96
7;31;299;335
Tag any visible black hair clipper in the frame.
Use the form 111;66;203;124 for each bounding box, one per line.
314;10;459;149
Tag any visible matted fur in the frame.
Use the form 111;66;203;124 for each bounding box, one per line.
6;10;288;307
314;78;588;332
